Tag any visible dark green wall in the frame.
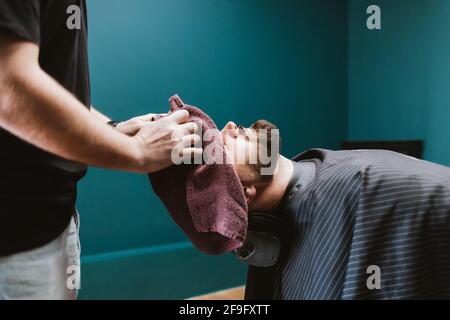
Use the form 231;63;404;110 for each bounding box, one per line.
77;0;348;299
348;0;450;166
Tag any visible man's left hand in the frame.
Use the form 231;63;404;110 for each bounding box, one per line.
115;113;168;136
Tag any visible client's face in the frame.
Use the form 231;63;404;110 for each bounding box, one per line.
220;121;259;185
221;119;279;210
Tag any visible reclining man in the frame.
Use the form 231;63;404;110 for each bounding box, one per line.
220;120;450;300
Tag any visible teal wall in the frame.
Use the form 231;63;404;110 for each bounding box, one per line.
77;0;348;299
348;0;450;166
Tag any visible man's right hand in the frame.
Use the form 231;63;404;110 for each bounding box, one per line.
130;110;203;173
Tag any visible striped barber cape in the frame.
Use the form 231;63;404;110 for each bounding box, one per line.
265;149;450;300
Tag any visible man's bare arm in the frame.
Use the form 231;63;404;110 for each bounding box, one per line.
91;107;111;123
0;34;201;173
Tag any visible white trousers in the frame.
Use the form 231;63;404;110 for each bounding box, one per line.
0;213;81;300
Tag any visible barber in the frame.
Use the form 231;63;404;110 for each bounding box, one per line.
0;0;201;300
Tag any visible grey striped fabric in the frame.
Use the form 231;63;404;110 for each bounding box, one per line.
274;149;450;300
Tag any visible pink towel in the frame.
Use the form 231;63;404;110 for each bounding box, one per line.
148;95;248;255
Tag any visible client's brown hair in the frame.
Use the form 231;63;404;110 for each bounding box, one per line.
249;120;282;183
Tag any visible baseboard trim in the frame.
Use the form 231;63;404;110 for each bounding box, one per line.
81;241;193;264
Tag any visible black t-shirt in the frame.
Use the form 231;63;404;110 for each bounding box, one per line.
0;0;90;256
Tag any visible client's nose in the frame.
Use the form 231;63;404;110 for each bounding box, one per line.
223;121;236;131
221;121;238;137
221;122;238;144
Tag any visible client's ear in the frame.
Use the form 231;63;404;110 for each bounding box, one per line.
243;185;257;205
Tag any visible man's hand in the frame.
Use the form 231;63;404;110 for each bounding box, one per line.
130;110;203;173
115;113;167;136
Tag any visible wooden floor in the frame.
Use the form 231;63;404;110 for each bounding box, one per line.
188;286;245;300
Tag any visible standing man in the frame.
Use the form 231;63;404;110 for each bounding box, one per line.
0;0;201;299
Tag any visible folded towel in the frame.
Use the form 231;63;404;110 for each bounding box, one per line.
148;95;248;255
